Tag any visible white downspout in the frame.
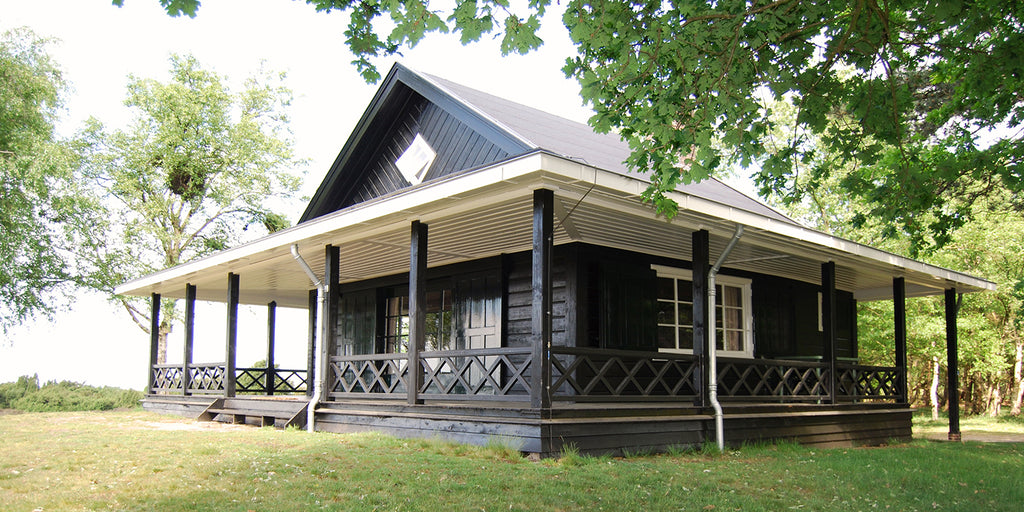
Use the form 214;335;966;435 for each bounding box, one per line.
708;225;744;451
291;244;325;433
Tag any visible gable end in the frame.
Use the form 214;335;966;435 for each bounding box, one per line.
299;65;533;223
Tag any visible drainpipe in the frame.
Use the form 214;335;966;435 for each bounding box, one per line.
291;244;325;433
708;225;744;451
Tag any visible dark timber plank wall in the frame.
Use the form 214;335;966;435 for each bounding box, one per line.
505;251;569;349
722;405;913;448
341;91;514;210
141;396;217;417
314;402;544;453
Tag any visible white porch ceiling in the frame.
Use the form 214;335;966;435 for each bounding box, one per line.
115;152;995;308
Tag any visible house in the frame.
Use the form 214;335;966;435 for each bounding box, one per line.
116;63;995;456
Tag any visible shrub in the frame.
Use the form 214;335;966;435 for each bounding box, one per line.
0;376;143;412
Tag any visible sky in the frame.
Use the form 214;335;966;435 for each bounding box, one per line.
0;0;597;389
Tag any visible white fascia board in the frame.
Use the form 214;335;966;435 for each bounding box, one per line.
115;152;552;296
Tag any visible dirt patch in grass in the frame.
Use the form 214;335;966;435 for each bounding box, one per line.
920;431;1024;443
136;420;256;432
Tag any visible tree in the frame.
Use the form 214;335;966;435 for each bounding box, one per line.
128;0;1023;254
79;54;303;363
0;28;96;334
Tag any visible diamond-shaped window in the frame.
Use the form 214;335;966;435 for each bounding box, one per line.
396;134;436;185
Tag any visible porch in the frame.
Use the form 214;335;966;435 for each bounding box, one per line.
124;157;989;454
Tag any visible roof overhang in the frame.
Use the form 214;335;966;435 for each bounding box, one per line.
115;151;996;308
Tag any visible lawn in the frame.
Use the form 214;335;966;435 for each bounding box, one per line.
1;410;1021;511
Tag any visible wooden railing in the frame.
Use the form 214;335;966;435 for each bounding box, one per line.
152;363;307;396
186;363;227;395
151;363;225;394
315;347;903;405
716;357;829;402
151;364;183;394
328;354;409;398
836;364;902;401
235;367;308;395
418;347;533;401
549;347;698;402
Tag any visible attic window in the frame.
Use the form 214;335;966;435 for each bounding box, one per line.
396;134;436;185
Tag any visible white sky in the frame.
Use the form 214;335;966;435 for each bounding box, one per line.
0;0;593;389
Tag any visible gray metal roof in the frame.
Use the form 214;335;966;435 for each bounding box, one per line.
423;72;797;225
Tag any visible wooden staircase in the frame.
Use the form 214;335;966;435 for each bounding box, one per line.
198;397;309;429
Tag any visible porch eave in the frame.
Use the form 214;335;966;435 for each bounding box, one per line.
114;151;995;307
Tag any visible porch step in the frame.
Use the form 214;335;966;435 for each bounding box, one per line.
198;397;309;429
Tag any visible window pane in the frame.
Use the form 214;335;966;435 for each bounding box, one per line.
658;326;676;349
677;280;693;302
725;330;744;351
678;304;693;326
723;286;742;307
678;327;693;350
657;277;675;300
714;328;723;350
724;307;742;329
657;301;675;325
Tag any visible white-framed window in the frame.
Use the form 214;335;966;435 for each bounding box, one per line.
652;265;754;358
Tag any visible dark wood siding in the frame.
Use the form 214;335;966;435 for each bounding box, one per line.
752;276;857;360
337;90;514;211
504;251;570;349
336;289;378;356
332;243;859;363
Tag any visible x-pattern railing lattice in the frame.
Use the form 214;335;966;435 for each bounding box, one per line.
272;370;308;393
717;358;828;400
329;356;408;396
187;364;226;393
151;365;183;392
836;365;900;400
549;348;698;399
234;368;308;394
419;349;533;397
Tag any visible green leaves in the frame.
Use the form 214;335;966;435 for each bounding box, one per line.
0;28;93;333
79;54;304;306
112;0;201;18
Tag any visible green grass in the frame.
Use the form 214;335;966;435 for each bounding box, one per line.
914;410;1024;436
1;410;1022;511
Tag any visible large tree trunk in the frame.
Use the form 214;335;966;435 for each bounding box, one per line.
157;330;169;365
930;355;941;421
1012;340;1024;416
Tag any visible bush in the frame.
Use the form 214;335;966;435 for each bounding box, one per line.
0;375;143;412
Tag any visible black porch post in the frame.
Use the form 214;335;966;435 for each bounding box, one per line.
147;293;160;395
307;289;318;398
893;277;908;403
183;284;196;396
324;245;340;401
266;301;277;396
408;221;428;406
821;262;838;404
531;189;553;410
945;287;961;441
692;229;710;407
225;273;239;397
